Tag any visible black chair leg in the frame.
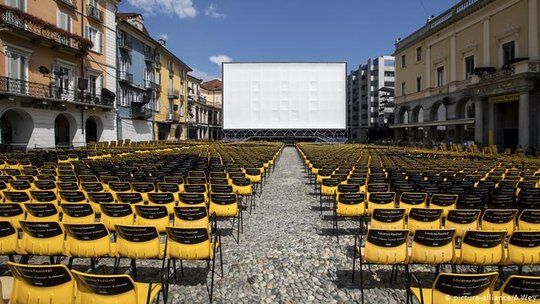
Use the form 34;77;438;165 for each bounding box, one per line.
131;259;137;278
210;256;216;303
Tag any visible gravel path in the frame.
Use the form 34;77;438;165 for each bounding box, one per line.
176;146;409;304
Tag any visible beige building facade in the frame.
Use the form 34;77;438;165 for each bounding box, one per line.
392;0;540;153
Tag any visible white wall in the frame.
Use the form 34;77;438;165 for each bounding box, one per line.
120;118;153;141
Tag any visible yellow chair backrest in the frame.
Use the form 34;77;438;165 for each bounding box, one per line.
399;192;428;214
367;192;396;214
99;204;134;232
506;231;540;265
336;193;366;217
64;223;112;258
370;208;406;229
209;193;238;217
445;209;481;238
518;210;540;231
499;275;540;304
115;225;162;259
19;221;64;256
0;221;18;255
134;205;170;233
71;270;138;303
460;230;506;265
431;272;498;304
410;229;455;264
173;206;210;229
481;209;518;233
166;227;214;260
407;208;443;234
24;203;59;222
363;229;409;264
60;203;95;224
8;262;76;304
429;194;458;217
0;203;25;229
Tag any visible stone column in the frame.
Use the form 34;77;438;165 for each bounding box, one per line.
519;93;531;150
474;99;484;145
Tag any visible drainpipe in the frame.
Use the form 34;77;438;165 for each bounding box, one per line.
80;0;85;142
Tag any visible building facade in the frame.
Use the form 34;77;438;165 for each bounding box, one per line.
347;56;395;142
392;0;540;152
116;13;157;141
0;0;119;150
153;39;190;141
195;79;222;140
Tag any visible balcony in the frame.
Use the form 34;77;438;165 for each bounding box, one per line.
144;50;154;63
118;39;132;51
130;105;152;120
144;80;156;90
55;0;77;9
0;76;114;108
0;5;93;55
168;88;179;99
119;71;133;83
166;113;180;122
86;4;102;22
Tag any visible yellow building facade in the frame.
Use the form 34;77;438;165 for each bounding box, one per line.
153;41;191;141
393;0;540;153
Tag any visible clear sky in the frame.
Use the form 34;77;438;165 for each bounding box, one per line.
120;0;459;81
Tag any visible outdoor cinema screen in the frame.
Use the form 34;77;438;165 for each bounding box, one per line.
222;62;346;130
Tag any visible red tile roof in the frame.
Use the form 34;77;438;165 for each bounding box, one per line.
201;79;222;91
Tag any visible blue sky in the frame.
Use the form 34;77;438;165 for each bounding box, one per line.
120;0;458;81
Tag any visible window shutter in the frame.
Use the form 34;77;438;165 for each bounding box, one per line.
84;25;89;39
98;31;102;53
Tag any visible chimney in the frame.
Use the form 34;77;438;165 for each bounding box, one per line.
158;39;166;46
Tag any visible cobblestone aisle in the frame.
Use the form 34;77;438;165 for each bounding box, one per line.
171;146;406;303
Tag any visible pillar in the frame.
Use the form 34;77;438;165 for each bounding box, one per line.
519;93;531;150
474;99;484;145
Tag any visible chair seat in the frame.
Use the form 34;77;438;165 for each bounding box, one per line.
410;287;432;304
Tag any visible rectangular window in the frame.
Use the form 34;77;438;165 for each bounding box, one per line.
502;41;515;66
384;81;394;87
465;55;475;79
7;0;25;10
84;26;101;53
401;82;406;95
401;55;406;68
6;48;28;94
416;47;422;61
437;66;444;87
384;71;395;77
384;59;395;67
416;76;421;92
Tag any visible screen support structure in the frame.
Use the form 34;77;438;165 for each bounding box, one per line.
223;129;347;142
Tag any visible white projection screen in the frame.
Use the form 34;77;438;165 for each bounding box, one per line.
223;62;346;130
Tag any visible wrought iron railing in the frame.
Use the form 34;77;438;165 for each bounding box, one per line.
0;76;114;107
0;4;92;53
86;4;102;21
144;80;156;90
119;71;133;83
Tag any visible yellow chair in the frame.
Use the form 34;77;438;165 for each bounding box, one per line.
429;194;458;218
33;180;57;191
367;192;396;215
58;191;88;204
157;182;182;194
3;191;31;203
7;262;76;304
407;208;443;235
30;190;59;205
456;230;506;266
131;182;156;202
114;225;165;278
164;227;222;303
505;231;540;273
19;221;65;263
209;193;242;243
71;269;163;304
108;181;132;200
409;272;498;304
116;192;145;206
444;209;481;238
134;205;170;233
0;203;25;229
366;183;390;193
7;180;33;192
334;193;366;243
481;209;518;233
60;203;95;224
24;203;59;222
352;229;409;304
87;191;115;215
0;221;19;261
80;182;105;193
518;209;540;231
410;229;455;266
399;192;428;215
498;275;540;304
99;203;134;232
147;192;177;214
64;223;113;269
178;192;207;207
173;206;210;230
370;208;406;229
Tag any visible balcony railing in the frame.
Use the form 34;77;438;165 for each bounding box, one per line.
168;88;179;99
144;50;154;63
167;113;180;122
144;80;156;90
56;0;77;9
130;104;152;119
118;39;132;51
0;76;114;107
0;4;93;54
119;71;133;83
86;4;102;22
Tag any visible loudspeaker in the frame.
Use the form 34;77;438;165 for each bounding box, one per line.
78;78;89;91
